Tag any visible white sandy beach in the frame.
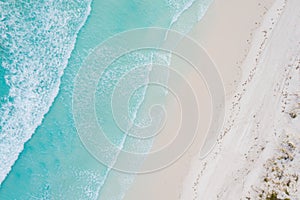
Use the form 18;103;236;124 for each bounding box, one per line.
124;0;300;199
182;0;300;199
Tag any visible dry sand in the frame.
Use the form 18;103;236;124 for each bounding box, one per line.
182;0;300;199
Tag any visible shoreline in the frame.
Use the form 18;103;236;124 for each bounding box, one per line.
123;0;275;199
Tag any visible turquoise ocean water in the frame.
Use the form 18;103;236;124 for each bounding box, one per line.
0;0;212;199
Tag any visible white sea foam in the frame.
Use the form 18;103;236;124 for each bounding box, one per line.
166;0;212;34
168;0;197;27
0;0;92;185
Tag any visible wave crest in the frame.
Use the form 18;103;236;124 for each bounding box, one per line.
0;0;92;185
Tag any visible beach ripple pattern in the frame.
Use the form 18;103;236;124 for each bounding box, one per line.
73;28;225;174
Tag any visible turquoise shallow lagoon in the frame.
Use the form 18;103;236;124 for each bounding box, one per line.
0;0;212;199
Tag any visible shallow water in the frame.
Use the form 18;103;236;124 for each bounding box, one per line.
0;0;212;199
